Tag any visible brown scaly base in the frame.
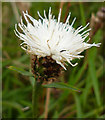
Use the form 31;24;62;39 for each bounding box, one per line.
30;55;63;83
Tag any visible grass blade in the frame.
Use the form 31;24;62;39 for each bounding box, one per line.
43;82;81;92
8;66;33;76
73;93;83;118
79;2;86;25
88;53;101;106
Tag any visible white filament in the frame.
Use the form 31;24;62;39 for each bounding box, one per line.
14;8;101;70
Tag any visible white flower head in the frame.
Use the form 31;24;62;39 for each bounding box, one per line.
15;7;101;70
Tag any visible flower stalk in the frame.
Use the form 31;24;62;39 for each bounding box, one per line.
32;77;43;118
31;55;43;118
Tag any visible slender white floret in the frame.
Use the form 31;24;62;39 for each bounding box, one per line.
14;8;101;70
58;8;61;23
71;17;76;26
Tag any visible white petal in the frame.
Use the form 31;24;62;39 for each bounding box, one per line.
15;8;101;70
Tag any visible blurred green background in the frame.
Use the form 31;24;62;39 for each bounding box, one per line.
2;2;104;119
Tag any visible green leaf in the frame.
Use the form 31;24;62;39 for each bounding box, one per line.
43;82;81;92
8;66;33;76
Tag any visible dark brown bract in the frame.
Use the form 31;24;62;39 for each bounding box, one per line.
31;55;63;82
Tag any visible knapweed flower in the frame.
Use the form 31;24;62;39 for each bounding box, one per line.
15;8;100;70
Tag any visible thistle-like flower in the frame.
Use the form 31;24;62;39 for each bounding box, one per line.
15;8;100;70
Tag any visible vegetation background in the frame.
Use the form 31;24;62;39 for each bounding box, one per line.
2;2;104;119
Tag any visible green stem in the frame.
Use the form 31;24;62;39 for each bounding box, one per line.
32;78;43;118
